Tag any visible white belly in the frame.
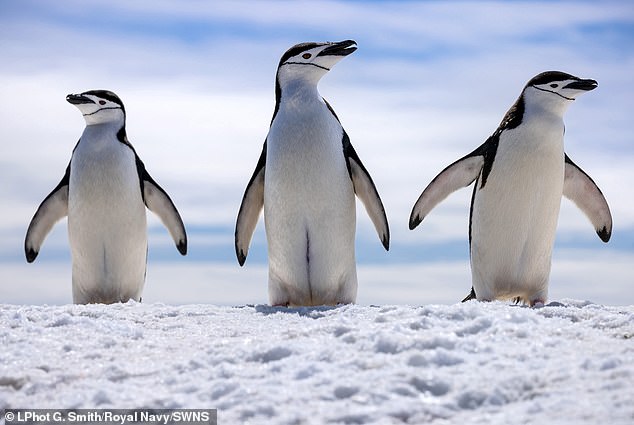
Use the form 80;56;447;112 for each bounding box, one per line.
471;124;564;303
264;100;357;306
68;130;147;304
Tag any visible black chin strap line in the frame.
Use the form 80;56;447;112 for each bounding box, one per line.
532;85;575;101
283;61;330;71
82;106;122;116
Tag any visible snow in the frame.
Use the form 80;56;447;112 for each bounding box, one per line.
1;301;633;424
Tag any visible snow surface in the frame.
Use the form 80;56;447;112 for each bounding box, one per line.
1;301;633;424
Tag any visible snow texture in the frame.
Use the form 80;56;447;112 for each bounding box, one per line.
1;301;633;424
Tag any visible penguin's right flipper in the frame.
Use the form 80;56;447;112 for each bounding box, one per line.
409;153;484;230
24;165;70;263
235;142;267;265
563;154;612;242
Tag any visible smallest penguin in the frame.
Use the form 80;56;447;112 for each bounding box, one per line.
25;90;187;304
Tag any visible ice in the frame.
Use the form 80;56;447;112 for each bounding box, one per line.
1;300;633;424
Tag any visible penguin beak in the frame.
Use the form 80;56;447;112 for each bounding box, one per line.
66;93;94;105
317;40;357;57
563;79;598;91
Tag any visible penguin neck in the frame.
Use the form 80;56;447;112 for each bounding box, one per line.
277;79;322;112
523;88;572;120
523;100;568;132
515;97;567;155
82;120;127;147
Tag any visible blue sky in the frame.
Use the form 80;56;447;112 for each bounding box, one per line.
1;1;632;305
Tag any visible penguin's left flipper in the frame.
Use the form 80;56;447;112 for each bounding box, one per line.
235;142;266;265
409;153;484;230
25;165;70;263
563;154;612;242
139;163;187;255
343;133;390;250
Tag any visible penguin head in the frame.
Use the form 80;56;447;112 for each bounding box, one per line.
523;71;597;113
66;90;125;125
276;40;357;87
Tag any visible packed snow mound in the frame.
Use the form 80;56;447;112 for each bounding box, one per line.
1;301;633;424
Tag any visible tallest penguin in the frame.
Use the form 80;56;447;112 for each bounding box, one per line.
235;40;390;306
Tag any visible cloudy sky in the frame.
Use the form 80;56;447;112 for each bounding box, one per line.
1;0;632;305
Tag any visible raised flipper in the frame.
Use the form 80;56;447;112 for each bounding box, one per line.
563;154;612;242
25;165;70;262
343;133;390;250
409;152;484;230
137;157;187;255
235;142;267;265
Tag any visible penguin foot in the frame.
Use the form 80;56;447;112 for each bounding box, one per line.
461;287;477;303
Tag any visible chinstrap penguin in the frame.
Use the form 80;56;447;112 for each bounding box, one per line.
25;90;187;304
235;40;390;306
409;71;612;306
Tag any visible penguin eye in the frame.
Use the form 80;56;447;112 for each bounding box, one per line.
302;53;311;59
550;84;559;88
99;100;106;105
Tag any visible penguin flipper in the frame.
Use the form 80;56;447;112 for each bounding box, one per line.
409;154;484;230
342;133;390;251
139;161;187;255
235;142;267;265
25;165;70;263
563;154;612;242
